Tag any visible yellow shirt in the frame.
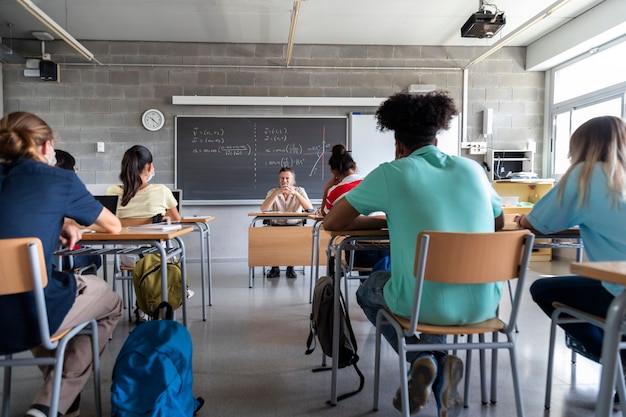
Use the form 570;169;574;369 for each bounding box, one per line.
106;184;177;219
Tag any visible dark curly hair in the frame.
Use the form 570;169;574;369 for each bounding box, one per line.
328;144;355;174
375;91;458;148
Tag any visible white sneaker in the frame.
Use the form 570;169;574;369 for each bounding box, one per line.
187;289;195;299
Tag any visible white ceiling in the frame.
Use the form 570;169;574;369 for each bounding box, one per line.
0;0;607;51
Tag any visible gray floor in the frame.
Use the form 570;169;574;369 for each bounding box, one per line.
3;259;617;417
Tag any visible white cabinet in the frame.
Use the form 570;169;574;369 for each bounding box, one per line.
484;149;534;181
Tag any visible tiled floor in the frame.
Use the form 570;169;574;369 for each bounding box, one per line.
2;259;616;417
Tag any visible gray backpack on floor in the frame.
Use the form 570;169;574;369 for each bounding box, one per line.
305;276;364;401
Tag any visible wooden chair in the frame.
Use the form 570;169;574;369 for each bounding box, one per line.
0;237;101;417
373;230;534;417
544;302;626;415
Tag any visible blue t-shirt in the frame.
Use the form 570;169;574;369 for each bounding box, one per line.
346;145;503;324
527;163;626;296
0;159;103;353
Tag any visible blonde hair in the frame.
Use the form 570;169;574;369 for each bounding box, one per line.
558;116;626;207
0;111;53;164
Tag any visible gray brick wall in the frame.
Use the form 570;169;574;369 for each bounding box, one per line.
1;40;545;260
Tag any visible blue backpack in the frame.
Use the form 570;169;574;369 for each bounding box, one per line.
110;303;204;417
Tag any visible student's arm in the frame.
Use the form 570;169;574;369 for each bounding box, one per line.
166;206;181;221
87;207;123;233
323;198;387;231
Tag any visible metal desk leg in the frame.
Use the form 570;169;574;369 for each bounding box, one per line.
197;222;207;320
330;239;343;405
206;222;213;307
596;290;626;417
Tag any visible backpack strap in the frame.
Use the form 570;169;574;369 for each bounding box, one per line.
333;290;365;402
305;311;316;355
152;301;174;320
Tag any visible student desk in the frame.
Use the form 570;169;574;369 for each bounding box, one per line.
323;228;390;406
569;261;626;417
179;216;214;319
503;214;584;261
55;226;194;326
248;212;330;288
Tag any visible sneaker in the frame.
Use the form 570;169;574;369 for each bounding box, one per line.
393;354;437;414
286;266;297;278
25;393;80;417
134;308;148;323
266;267;280;278
187;289;195;299
433;355;464;417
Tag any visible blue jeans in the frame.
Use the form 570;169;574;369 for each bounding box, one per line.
530;274;618;362
356;270;446;365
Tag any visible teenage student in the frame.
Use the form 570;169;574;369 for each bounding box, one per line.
516;116;626;367
260;167;313;278
55;149;103;275
323;91;504;417
106;144;181;223
0;111;123;417
107;144;185;322
319;143;389;274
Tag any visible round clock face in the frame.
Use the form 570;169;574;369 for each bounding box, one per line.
142;109;165;131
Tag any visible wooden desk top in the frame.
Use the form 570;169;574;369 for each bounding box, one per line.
571;262;626;286
79;226;194;242
178;216;215;223
248;212;311;217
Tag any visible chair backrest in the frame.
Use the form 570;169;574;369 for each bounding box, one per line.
0;237;47;295
410;230;535;332
0;237;59;350
415;230;533;284
94;195;120;215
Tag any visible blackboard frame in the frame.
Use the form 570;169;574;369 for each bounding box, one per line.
175;115;348;205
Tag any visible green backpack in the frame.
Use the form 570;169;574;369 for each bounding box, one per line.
132;254;183;317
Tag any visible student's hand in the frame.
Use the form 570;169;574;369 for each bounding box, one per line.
59;219;83;248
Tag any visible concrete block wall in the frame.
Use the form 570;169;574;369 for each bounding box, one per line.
2;40;544;261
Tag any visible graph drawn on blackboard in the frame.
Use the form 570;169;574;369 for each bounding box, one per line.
175;116;347;204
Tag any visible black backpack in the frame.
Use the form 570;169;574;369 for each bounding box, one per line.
305;276;364;402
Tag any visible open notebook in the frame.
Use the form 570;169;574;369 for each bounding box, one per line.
126;223;182;232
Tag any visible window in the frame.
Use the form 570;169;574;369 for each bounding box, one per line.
548;37;626;178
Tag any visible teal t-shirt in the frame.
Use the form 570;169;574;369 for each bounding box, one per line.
527;163;626;296
346;145;503;325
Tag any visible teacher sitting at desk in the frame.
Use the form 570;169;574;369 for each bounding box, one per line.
324;91;504;417
516;116;626;372
260;167;313;278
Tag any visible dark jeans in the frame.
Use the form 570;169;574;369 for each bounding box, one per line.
530;275;618;362
356;270;445;365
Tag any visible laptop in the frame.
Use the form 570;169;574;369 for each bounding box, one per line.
94;195;119;215
172;189;182;215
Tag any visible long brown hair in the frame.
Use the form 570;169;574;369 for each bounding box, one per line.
558;116;626;207
119;145;153;206
0;111;53;164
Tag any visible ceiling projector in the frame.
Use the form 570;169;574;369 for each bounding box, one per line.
461;10;506;38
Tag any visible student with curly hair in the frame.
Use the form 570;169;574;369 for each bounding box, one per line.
324;91;504;417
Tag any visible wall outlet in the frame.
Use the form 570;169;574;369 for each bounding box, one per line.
469;141;487;155
96;142;105;153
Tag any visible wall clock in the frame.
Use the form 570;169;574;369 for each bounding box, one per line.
141;109;165;131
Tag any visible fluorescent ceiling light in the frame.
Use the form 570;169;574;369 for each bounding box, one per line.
16;0;101;65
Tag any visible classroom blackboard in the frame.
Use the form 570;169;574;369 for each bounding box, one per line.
175;116;347;204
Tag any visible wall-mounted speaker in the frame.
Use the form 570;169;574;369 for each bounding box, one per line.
39;60;59;82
